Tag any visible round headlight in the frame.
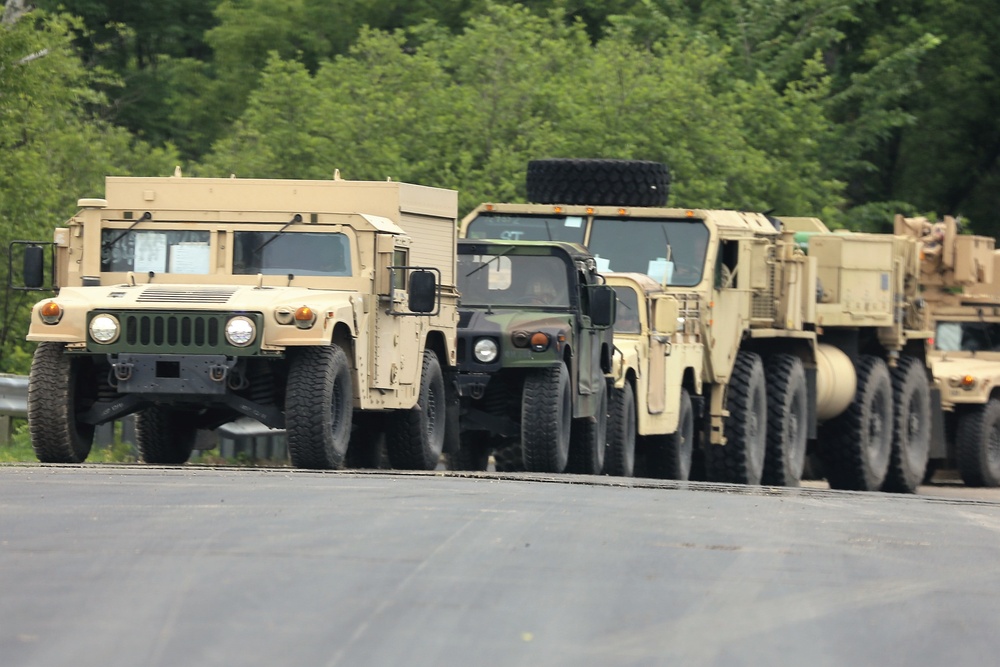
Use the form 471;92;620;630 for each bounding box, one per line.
225;316;256;347
473;338;499;363
89;314;120;344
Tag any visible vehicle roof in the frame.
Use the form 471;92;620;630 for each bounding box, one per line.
604;272;664;294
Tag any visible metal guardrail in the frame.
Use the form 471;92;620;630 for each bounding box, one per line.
0;374;28;446
0;373;286;459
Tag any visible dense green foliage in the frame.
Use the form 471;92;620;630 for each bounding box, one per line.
2;0;999;371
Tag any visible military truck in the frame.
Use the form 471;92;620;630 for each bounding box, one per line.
603;273;704;479
460;158;933;491
895;214;1000;486
449;239;616;474
14;172;459;469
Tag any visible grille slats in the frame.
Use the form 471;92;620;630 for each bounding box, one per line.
89;310;260;355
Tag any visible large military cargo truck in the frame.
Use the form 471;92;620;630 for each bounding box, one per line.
460;158;933;491
896;214;1000;486
15;173;459;469
450;239;616;474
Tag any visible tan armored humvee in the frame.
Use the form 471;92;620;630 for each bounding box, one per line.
603;273;703;478
896;214;1000;486
17;173;459;469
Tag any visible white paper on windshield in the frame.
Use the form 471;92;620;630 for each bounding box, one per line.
564;216;583;228
647;258;674;284
169;243;211;274
594;256;611;272
133;233;167;273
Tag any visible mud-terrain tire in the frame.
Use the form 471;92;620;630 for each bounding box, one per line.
521;362;572;472
763;354;808;487
820;355;893;491
567;380;608;474
27;342;96;463
493;440;525;472
387;351;446;470
706;352;767;484
526;159;670;207
955;398;1000;487
882;356;931;493
135;406;197;464
448;434;491;472
644;388;695;480
604;382;636;476
345;413;389;469
285;345;353;469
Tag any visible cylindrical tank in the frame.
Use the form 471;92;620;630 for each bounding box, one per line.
815;343;857;421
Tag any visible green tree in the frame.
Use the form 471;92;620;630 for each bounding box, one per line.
0;7;177;372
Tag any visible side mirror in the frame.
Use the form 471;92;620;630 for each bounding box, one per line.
652;296;679;334
23;245;45;289
408;270;437;313
589;284;616;328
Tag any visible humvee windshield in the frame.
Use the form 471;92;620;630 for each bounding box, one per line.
612;286;641;334
233;232;352;277
936;321;1000;352
589;218;710;288
464;214;586;244
458;253;570;307
101;230;211;274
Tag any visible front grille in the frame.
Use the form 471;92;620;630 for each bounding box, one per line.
137;287;237;303
88;310;262;355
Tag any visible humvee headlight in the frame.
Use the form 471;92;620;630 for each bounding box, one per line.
89;314;120;343
473;338;499;363
40;301;63;325
530;332;551;352
225;316;256;347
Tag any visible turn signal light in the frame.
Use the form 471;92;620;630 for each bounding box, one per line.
40;301;62;324
961;375;976;389
294;306;316;329
530;332;550;352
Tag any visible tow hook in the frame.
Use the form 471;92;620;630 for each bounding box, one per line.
113;362;133;382
210;365;229;382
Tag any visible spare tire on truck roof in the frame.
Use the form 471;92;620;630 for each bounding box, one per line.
526;158;670;207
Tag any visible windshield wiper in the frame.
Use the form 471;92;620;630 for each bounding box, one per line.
102;211;152;251
464;245;516;278
254;214;303;255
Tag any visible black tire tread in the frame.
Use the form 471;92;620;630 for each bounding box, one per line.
286;345;353;469
705;351;767;484
956;399;1000;487
763;354;808;487
135;405;197;464
522;363;571;473
604;382;636;477
27;342;95;463
386;351;446;470
526;159;670;207
645;388;694;480
882;355;931;493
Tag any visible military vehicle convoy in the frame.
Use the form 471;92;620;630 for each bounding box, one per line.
450;239;616;474
16;173;459;469
461;158;934;491
895;214;1000;487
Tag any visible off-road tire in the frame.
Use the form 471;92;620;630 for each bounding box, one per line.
955;398;1000;487
820;355;893;491
526;159;670;207
604;382;636;477
566;380;608;474
448;434;491;472
706;351;767;484
285;344;353;469
27;342;96;463
763;354;808;487
345;413;389;469
493;440;525;472
521;362;572;473
882;355;931;493
645;387;695;480
135;406;197;464
386;351;446;470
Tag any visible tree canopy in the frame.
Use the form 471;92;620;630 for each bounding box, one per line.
3;0;999;371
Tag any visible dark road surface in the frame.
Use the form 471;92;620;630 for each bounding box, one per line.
2;465;1000;667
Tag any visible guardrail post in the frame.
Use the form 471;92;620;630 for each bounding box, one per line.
0;415;10;446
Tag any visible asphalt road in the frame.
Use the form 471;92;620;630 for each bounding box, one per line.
2;465;1000;667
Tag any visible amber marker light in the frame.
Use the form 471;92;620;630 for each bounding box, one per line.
686;210;695;217
961;375;977;389
586;207;595;215
40;301;62;324
617;208;629;216
294;306;317;329
554;206;564;213
530;332;550;352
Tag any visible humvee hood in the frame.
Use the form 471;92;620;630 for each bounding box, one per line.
52;284;357;312
459;308;572;333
